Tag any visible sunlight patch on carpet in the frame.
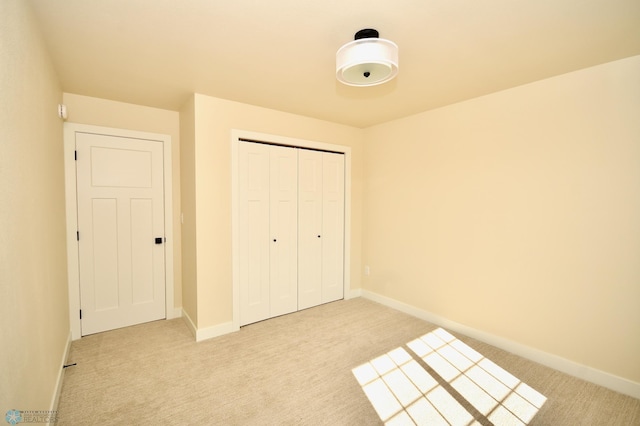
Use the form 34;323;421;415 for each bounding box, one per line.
352;328;546;425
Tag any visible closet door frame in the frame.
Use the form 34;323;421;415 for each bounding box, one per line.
231;130;352;330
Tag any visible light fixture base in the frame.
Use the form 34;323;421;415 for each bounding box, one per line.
354;29;379;40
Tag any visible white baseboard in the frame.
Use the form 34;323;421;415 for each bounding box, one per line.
168;307;182;319
360;290;640;400
346;288;362;299
195;321;238;342
181;308;239;342
49;331;72;425
181;309;197;339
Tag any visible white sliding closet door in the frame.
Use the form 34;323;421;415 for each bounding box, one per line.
239;142;298;325
239;140;344;325
269;146;299;318
298;150;323;309
320;152;345;303
298;150;345;310
239;142;271;325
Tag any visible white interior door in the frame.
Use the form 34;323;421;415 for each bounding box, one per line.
321;152;345;303
298;149;323;309
76;132;166;336
269;145;298;317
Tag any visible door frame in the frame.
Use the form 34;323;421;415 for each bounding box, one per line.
63;123;175;340
231;130;352;330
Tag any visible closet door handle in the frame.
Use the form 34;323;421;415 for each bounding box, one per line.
273;239;277;242
317;235;321;238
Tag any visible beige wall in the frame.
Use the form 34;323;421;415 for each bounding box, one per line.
179;96;198;323
0;0;69;411
189;94;364;328
62;93;183;309
363;55;640;383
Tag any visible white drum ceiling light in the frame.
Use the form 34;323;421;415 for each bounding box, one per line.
336;28;399;87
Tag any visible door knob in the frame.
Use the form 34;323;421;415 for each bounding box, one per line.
155;237;164;244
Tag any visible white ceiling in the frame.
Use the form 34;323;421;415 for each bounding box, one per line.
30;0;640;128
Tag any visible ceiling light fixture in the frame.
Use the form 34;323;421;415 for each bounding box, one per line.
336;28;399;87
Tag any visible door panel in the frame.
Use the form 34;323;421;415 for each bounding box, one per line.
91;198;119;310
131;199;155;304
239;143;271;325
322;152;345;303
298;150;323;309
77;132;165;336
90;147;152;188
269;146;298;317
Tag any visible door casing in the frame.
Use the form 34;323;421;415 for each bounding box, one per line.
64;123;175;340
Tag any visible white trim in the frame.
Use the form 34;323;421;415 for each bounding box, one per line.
49;331;71;424
346;288;362;299
181;308;197;338
63;125;81;340
360;290;640;399
231;130;352;330
63;123;175;340
195;322;238;342
182;309;238;342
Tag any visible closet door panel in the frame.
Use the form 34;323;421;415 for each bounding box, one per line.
321;152;345;303
269;145;299;317
298;150;323;309
239;142;271;326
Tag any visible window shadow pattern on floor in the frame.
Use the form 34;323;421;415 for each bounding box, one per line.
352;328;546;425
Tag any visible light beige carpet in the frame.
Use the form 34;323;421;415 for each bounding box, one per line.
56;298;639;425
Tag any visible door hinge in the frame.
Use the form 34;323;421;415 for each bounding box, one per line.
79;309;82;320
76;231;79;241
74;150;77;161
